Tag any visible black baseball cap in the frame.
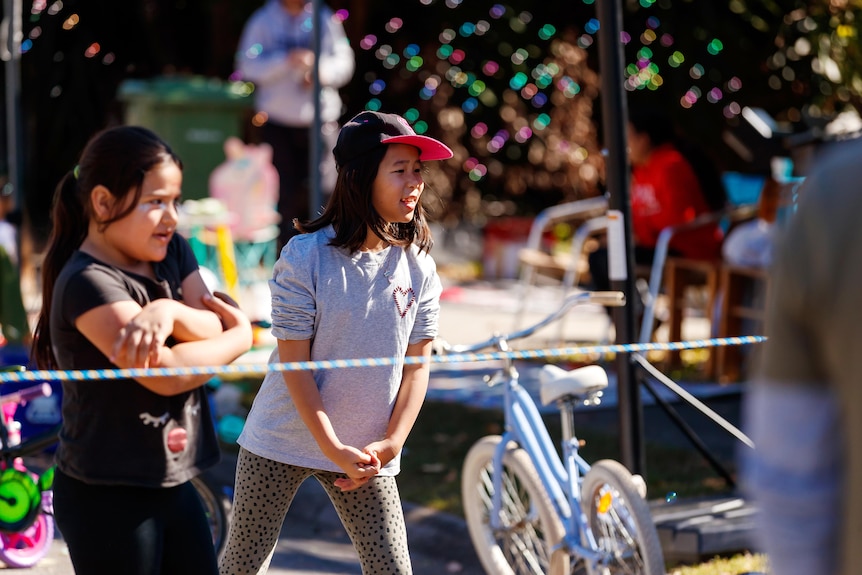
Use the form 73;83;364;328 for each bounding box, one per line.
333;111;454;167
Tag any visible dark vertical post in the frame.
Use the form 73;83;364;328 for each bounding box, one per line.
596;0;645;475
3;0;22;205
309;0;322;219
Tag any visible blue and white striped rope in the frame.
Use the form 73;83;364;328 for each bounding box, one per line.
0;335;766;383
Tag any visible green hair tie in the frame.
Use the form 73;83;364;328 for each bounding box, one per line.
73;165;80;180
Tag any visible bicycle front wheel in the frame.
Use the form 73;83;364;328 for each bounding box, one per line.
461;435;568;575
0;512;54;568
581;459;665;575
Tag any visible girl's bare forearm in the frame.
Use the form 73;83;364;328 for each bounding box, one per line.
132;325;252;396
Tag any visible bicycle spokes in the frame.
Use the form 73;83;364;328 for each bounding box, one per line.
590;484;646;572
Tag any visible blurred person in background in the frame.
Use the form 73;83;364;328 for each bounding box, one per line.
721;175;780;269
740;137;862;575
236;0;355;249
588;108;725;291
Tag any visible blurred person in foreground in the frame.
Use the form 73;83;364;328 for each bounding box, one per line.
236;0;355;249
740;137;862;575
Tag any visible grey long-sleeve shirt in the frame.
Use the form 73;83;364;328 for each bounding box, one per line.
239;227;442;475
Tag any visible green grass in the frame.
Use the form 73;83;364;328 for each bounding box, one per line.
400;400;738;514
667;552;768;574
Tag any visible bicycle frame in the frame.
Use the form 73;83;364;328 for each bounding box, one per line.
488;342;605;565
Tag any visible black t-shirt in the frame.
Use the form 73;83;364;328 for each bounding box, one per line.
50;234;219;487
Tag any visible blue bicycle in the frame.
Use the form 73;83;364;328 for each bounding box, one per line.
440;291;665;575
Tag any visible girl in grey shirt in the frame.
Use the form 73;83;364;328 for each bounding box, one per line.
220;111;453;575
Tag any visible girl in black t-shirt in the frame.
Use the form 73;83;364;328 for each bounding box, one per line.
31;126;253;574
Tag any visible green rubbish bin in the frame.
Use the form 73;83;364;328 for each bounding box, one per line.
118;76;253;200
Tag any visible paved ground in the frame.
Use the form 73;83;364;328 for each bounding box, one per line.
5;263;754;573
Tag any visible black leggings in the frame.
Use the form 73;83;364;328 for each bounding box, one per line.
53;469;217;575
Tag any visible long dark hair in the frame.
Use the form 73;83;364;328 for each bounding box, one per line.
32;125;182;369
295;145;434;253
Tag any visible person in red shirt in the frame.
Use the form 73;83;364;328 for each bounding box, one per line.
588;111;725;291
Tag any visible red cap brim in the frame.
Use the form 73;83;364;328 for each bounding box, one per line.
380;134;454;161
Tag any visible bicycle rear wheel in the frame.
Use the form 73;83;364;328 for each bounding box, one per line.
461;435;568;575
581;459;665;575
191;474;232;557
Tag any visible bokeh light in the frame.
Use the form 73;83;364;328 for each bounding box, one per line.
471;123;489;138
482;60;499;76
369;79;386;95
538;24;556;41
385;17;403;34
706;38;724;56
360;34;377;51
509;72;528;90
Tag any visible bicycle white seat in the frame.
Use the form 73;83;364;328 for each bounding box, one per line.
538;364;608;406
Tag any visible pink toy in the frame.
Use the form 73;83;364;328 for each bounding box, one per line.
208;138;280;242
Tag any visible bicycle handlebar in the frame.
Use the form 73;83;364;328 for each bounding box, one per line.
0;383;52;406
437;290;625;354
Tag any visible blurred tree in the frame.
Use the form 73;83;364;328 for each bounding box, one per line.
341;1;605;227
9;0;862;247
618;0;862;160
16;0;256;246
766;0;862;121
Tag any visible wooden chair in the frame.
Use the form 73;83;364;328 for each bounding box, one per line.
714;264;770;383
662;256;722;377
638;204;758;378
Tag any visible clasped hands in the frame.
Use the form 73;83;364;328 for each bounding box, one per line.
332;439;397;492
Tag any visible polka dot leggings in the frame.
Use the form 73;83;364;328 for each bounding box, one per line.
218;447;413;575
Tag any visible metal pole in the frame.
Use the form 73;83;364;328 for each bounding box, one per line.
596;0;645;475
309;0;322;219
2;0;22;205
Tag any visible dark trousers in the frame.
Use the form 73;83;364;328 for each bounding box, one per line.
262;122;311;249
53;470;217;575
